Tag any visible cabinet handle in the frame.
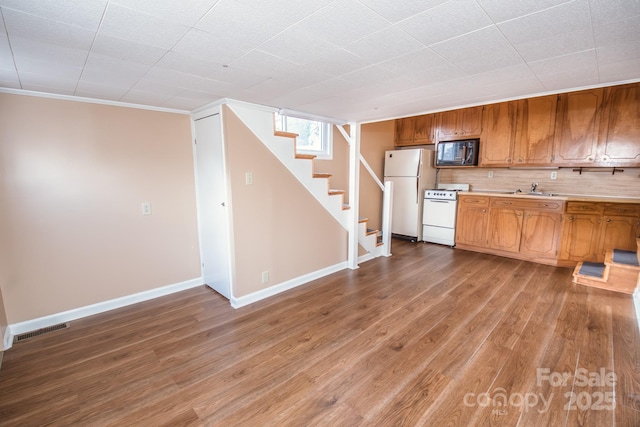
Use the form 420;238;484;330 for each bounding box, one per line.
568;216;574;221
587;156;594;161
606;218;612;222
602;155;610;161
507;158;512;163
482;209;486;213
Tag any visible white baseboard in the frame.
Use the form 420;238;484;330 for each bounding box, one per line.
3;277;203;350
231;262;348;308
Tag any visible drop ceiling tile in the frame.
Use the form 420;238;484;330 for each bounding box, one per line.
129;79;182;98
357;0;447;23
399;0;493;46
18;70;79;91
208;65;269;89
589;0;640;26
230;50;299;78
344;26;425;64
8;36;88;68
155;51;223;78
119;88;174;106
144;66;231;95
171;28;253;66
90;33;168;66
431;26;517;64
512;28;594;62
596;40;640;65
257;27;339;65
400;63;468;86
498;0;591;46
339;65;396;87
593;15;640;47
2;8;96;50
304;49;370;77
99;3;190;50
0;12;6;33
378;47;452;75
529;49;598;76
539;74;600;91
110;0;218;26
14;56;82;82
0;32;12;62
20;83;74;95
294;0;390;47
234;0;333;27
195;0;288;48
75;80;130;100
598;57;640;82
0;0;108;31
160;94;216;111
476;0;574;23
81;53;150;87
0;67;19;87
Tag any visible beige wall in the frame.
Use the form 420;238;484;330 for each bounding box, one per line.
440;167;640;198
315;126;350;201
360;120;396;231
0;93;201;324
223;106;348;297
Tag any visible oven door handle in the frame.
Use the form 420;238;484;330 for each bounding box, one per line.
426;199;451;203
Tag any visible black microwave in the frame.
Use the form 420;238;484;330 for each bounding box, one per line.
436;139;479;167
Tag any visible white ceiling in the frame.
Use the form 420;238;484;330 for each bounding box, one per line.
1;0;639;122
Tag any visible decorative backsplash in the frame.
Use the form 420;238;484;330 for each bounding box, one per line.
439;167;640;199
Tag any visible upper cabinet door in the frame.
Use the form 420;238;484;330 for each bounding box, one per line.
394;117;415;146
480;101;517;166
553;88;604;166
413;114;437;145
437;106;483;141
513;95;557;165
599;83;640;166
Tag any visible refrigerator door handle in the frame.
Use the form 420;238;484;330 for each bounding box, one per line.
416;179;419;204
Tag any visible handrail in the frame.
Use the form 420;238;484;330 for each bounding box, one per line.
360;154;385;191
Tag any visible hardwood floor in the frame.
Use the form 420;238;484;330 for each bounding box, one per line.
1;239;639;426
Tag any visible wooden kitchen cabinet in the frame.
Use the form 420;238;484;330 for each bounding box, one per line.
394;114;437;146
455;195;489;247
394;117;415;146
599;203;640;257
553;88;604;166
559;213;602;262
488;207;523;253
598;83;640;166
513;95;557;165
480;101;517;166
437;106;483;141
520;211;563;258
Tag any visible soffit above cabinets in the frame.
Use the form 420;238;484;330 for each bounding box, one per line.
1;0;639;122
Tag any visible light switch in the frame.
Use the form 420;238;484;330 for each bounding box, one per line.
488;171;494;178
246;172;254;185
550;171;558;180
141;202;152;215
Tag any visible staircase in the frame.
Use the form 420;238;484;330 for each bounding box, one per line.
572;238;640;294
227;102;385;259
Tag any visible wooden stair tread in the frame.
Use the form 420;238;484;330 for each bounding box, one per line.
313;173;332;178
366;228;378;236
274;130;298;138
605;249;640;270
572;261;638;294
358;217;369;223
295;154;316;160
573;262;608;283
342;204;350;210
328;189;344;195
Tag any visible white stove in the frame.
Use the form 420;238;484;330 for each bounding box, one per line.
422;184;468;246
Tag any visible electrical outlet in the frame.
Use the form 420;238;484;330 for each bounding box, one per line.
488;171;494;178
550;171;558;180
246;172;254;185
141;202;152;215
261;271;269;283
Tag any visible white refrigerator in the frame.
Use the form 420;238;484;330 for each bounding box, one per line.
383;148;436;241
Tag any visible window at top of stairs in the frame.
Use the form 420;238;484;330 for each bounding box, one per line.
275;112;333;160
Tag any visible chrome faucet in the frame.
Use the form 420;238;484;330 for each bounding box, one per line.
530;182;539;193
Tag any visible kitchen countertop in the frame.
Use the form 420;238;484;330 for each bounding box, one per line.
460;191;640;204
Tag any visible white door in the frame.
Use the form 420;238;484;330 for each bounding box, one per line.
194;114;231;299
387;176;420;239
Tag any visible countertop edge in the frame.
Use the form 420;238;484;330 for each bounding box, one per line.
460;191;640;204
